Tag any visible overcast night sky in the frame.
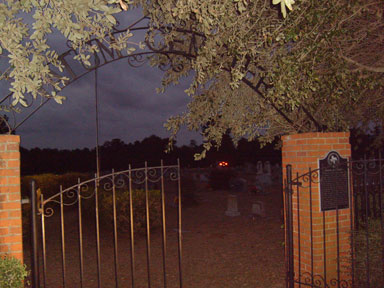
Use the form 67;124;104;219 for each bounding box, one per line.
2;8;202;149
17;61;201;149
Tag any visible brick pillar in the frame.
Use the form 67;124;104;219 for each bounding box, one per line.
282;132;352;287
0;135;23;261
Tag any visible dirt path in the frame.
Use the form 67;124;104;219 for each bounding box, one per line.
23;186;285;288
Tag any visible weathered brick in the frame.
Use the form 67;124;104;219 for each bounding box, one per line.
0;218;21;227
8;193;21;201
7;176;20;185
1;152;20;160
0;228;9;236
282;132;352;282
10;243;23;252
0;169;19;176
7;160;20;168
0;202;20;210
6;143;19;152
8;210;21;218
0;194;7;202
0;235;22;244
9;226;22;235
0;244;10;252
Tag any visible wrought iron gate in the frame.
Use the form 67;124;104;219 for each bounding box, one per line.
29;161;183;288
285;157;384;288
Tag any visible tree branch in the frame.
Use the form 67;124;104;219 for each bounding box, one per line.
240;76;297;128
340;55;384;73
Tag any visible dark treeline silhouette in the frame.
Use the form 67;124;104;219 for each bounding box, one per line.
350;127;384;159
19;129;383;175
21;134;281;175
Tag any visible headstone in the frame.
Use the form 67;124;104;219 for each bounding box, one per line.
230;178;247;193
264;161;271;175
252;201;266;217
272;163;282;182
256;174;272;187
225;194;240;216
256;161;263;175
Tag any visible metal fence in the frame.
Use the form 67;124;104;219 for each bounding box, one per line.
285;157;384;288
29;161;182;288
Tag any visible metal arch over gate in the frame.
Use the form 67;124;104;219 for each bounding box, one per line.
30;161;183;288
284;157;384;288
0;15;204;133
0;15;272;134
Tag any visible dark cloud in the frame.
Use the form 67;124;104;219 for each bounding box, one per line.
2;8;201;149
17;59;200;149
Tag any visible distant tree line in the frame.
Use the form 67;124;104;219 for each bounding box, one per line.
20;129;383;176
20;134;281;176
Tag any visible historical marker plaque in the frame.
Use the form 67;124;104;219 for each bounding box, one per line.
320;151;349;211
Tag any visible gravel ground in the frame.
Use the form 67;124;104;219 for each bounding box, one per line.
23;184;285;288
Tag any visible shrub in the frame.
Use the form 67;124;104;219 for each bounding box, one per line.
21;172;92;199
21;172;92;239
0;256;28;288
99;189;161;234
352;219;384;287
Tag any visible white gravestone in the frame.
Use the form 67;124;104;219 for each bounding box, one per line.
225;194;240;216
256;161;263;175
252;201;266;217
264;161;271;175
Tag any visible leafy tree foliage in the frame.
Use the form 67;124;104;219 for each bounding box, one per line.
0;0;133;107
137;0;383;156
2;0;383;156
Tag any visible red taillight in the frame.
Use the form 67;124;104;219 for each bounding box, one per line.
218;161;228;167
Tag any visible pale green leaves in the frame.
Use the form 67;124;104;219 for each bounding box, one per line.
1;0;135;109
272;0;295;18
233;0;248;13
51;92;66;104
145;0;383;157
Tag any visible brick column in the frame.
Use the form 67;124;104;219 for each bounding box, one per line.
0;135;22;261
282;132;352;287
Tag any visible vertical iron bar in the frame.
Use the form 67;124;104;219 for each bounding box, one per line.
41;194;47;288
177;159;183;288
95;175;102;288
30;180;40;288
286;165;294;288
379;153;384;282
309;168;314;287
94;68;101;179
128;165;135;288
336;207;340;288
364;157;370;288
322;211;327;287
112;170;119;288
296;172;301;287
78;179;84;288
284;178;289;288
348;159;355;287
145;162;152;288
354;184;359;228
60;187;66;288
160;160;167;288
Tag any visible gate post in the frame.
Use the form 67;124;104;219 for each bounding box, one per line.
285;165;294;288
30;180;40;288
0;135;23;261
282;132;352;287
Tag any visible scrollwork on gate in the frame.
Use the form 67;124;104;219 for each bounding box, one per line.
40;164;180;216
